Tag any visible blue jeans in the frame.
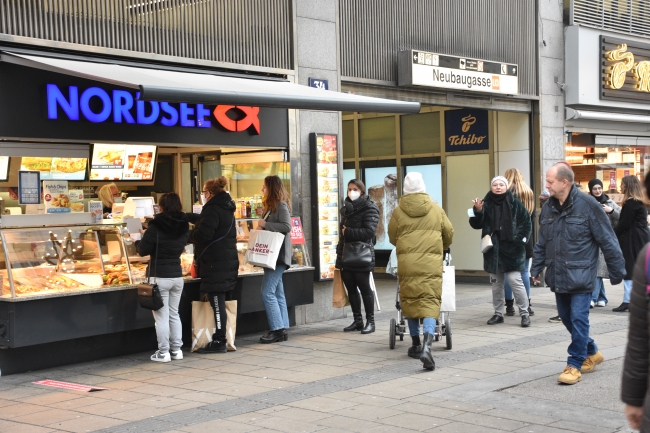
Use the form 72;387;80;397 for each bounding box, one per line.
591;277;608;304
555;292;598;369
407;318;436;336
623;279;633;303
504;259;531;300
261;263;289;331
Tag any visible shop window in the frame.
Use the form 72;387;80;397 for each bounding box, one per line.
401;112;441;155
342;120;355;160
359;117;396;157
343;168;356;191
404;164;442;206
362;165;397;250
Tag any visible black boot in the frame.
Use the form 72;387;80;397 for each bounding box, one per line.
528;298;535;316
197;340;227;353
343;313;364;332
259;330;285;344
420;333;435;371
505;299;515;316
360;295;375;334
613;302;629;312
408;335;422;358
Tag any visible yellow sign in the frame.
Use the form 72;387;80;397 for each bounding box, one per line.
605;44;650;92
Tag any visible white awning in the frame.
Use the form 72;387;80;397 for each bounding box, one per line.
0;52;421;114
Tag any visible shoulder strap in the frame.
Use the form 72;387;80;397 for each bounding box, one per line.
196;217;235;262
645;246;650;296
146;231;159;283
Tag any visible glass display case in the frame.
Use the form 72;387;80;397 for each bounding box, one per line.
0;224;147;298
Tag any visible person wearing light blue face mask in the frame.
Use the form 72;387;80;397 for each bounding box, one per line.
335;179;380;334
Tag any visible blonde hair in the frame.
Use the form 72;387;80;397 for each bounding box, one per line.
621;175;646;204
97;183;117;209
504;168;534;214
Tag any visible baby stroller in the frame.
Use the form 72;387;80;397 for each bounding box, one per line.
386;248;454;350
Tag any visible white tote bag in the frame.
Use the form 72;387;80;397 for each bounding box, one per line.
245;229;285;270
440;266;456;312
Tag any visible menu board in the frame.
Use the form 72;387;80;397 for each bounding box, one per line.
310;133;339;281
19;157;87;180
90;144;157;181
0;156;9;181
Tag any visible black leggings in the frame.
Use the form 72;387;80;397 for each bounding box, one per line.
341;270;374;316
200;291;231;344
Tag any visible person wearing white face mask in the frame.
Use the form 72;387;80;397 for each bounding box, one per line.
335;179;380;333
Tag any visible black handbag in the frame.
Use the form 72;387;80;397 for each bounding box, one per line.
342;241;373;268
137;232;164;311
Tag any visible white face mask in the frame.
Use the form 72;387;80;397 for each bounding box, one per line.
348;190;361;201
200;193;207;205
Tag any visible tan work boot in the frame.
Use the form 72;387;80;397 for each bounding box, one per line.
581;350;604;373
558;366;582;385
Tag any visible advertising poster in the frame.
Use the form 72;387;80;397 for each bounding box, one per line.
18;171;40;205
20;157;87;181
43;180;71;213
290;217;305;245
365;168;398;251
310;133;339;281
90;144;156;181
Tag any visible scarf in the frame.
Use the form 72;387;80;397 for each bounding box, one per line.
592;193;609;204
487;191;514;242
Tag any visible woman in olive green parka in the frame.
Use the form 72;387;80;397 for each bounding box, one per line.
388;172;453;371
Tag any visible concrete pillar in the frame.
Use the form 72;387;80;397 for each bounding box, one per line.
293;0;345;324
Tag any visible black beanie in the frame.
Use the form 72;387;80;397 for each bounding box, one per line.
588;178;603;194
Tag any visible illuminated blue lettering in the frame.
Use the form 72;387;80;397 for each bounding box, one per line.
196;104;212;128
113;90;135;124
160;102;178;126
47;84;79;120
136;99;160;124
180;103;195;127
80;87;111;123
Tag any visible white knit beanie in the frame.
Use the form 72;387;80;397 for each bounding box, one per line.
491;176;509;189
403;172;426;195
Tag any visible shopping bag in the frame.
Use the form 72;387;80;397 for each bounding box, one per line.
225;300;237;351
245;229;285;270
191;300;216;352
332;269;350;308
441;266;456;312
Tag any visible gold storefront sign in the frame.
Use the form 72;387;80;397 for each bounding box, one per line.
601;36;650;102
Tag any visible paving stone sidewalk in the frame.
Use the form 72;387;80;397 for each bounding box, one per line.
0;279;634;433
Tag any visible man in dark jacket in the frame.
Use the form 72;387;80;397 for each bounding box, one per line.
531;163;625;385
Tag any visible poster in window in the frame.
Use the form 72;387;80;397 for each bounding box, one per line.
310;133;340;281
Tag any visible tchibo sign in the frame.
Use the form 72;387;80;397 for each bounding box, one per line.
398;50;519;95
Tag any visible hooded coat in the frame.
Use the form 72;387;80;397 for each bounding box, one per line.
469;191;531;274
388;193;453;320
189;191;238;293
335;195;380;272
137;212;190;278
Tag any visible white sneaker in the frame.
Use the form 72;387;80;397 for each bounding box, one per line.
590;301;595;308
170;349;183;360
151;350;171;363
597;301;607;307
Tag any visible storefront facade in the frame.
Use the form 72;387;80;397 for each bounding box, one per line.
563;4;650;200
338;1;539;277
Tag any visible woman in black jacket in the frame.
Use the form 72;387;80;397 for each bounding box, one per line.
335;179;379;334
137;193;190;363
189;176;238;353
613;175;650;312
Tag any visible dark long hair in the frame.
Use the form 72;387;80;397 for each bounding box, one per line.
263;175;291;213
347;179;366;195
158;192;182;213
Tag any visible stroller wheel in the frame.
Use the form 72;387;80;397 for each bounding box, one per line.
389;318;396;349
399;334;404;341
445;317;452;350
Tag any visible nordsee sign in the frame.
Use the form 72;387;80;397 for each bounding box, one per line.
398;50;519;95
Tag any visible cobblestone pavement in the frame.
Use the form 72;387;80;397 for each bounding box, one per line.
0;279;634;433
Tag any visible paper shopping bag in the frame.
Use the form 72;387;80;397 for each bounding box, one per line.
225;300;237;351
245;229;285;270
332;269;350;308
441;266;456;312
191;300;216;352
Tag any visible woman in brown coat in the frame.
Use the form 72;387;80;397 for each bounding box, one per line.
622;174;650;432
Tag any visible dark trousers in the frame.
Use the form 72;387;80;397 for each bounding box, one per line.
200;291;231;344
341;270;374;317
